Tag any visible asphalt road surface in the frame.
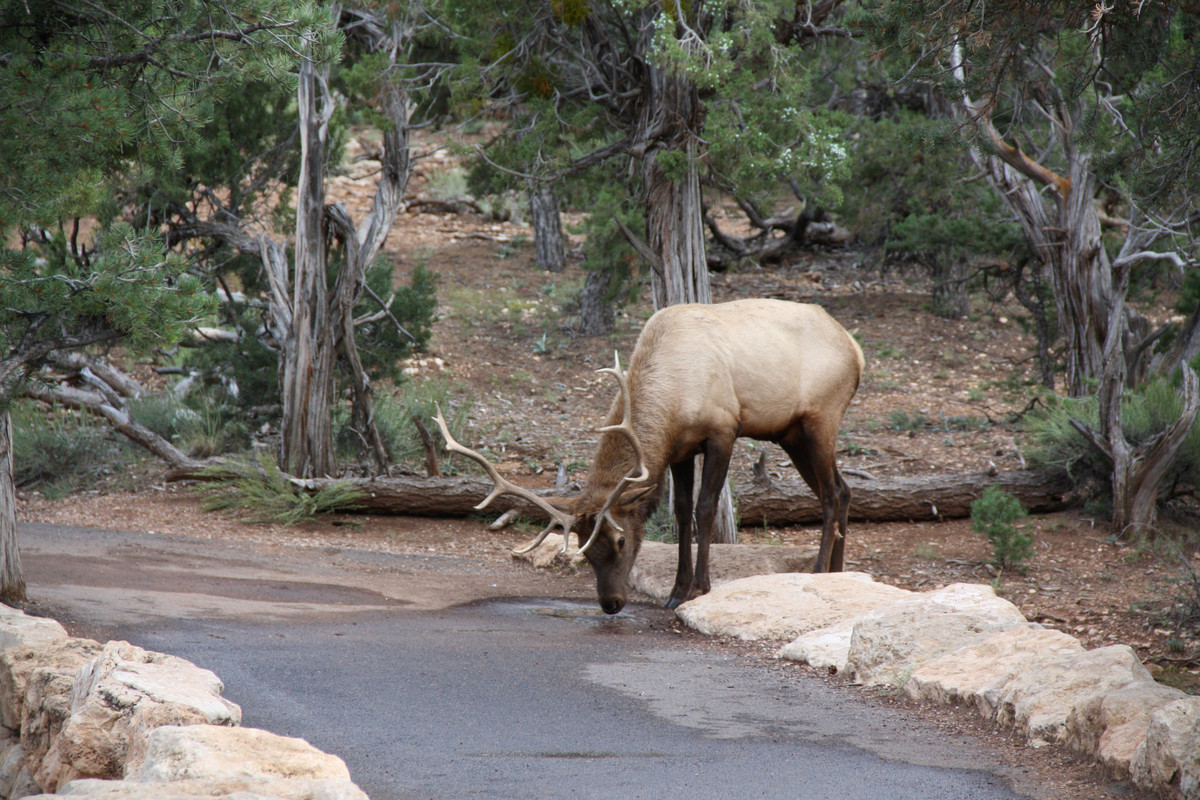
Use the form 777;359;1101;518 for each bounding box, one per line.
21;522;1038;800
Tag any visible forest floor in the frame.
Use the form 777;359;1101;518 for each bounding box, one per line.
17;133;1200;798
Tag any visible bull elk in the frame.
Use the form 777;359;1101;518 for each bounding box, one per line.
435;298;864;614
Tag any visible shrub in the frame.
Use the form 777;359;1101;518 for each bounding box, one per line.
10;402;123;498
971;485;1034;571
181;327;280;415
1023;370;1200;512
888;410;928;431
337;380;472;471
127;394;248;458
355;257;439;382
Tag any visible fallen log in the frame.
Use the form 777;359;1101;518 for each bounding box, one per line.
735;469;1072;526
276;468;1071;526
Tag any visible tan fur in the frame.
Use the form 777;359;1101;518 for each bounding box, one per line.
572;298;863;612
584;298;863;504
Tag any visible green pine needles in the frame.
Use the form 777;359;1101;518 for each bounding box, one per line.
200;452;367;526
970;486;1035;572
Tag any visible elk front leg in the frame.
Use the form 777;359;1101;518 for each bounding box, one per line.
666;458;695;610
692;436;735;600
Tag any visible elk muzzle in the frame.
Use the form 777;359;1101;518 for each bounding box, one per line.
599;594;626;615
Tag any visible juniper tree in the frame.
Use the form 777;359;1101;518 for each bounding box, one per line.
0;0;320;602
856;1;1200;535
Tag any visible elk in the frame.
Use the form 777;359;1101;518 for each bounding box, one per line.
435;298;864;614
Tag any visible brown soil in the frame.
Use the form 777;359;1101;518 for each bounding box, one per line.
17;133;1199;799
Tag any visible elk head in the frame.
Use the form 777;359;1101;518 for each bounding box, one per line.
433;354;652;615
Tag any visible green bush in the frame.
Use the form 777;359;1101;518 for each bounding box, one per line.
355;257;439;382
127;394;248;458
337;379;471;470
10;403;123;497
181;327;280;416
970;485;1034;571
1023;370;1200;509
888;410;929;431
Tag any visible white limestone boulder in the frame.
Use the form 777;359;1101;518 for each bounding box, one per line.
1066;680;1188;777
35;775;369;799
906;624;1085;712
677;572;912;642
0;606;69;654
0;727;34;799
991;644;1153;745
11;638;105;786
1130;697;1200;800
37;641;241;792
0;637;102;734
778;619;859;672
844;583;1028;687
127;724;352;783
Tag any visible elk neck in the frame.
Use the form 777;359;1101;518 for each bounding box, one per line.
576;369;674;517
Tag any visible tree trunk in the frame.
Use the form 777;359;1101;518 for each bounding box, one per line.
275;29;414;478
279;55;338;478
1011;260;1057;390
578;269;614;336
1052;159;1115;397
929;256;970;319
1069;248;1200;537
530;182;565;272
0;412;25;605
643;138;711;309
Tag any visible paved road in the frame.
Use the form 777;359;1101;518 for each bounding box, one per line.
21;523;1035;800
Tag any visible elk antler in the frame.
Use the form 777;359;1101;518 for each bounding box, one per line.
578;352;651;555
433;404;578;554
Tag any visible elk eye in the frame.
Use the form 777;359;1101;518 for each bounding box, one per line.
617;536;626;550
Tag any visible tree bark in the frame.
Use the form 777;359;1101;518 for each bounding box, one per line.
578;269;614;335
273;24;414;478
1068;241;1200;538
178;468;1070;526
0;413;25;605
529;182;565;272
734;470;1071;526
643;138;711;309
279;53;338;477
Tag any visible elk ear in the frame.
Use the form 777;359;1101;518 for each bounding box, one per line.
623;483;660;506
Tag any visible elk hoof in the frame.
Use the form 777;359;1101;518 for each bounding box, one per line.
664;597;683;610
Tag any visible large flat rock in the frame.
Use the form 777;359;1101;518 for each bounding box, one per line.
845;583;1029;687
677;572;911;641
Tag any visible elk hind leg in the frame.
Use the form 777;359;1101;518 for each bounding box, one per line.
829;468;851;571
781;424;848;573
666;458;695;610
